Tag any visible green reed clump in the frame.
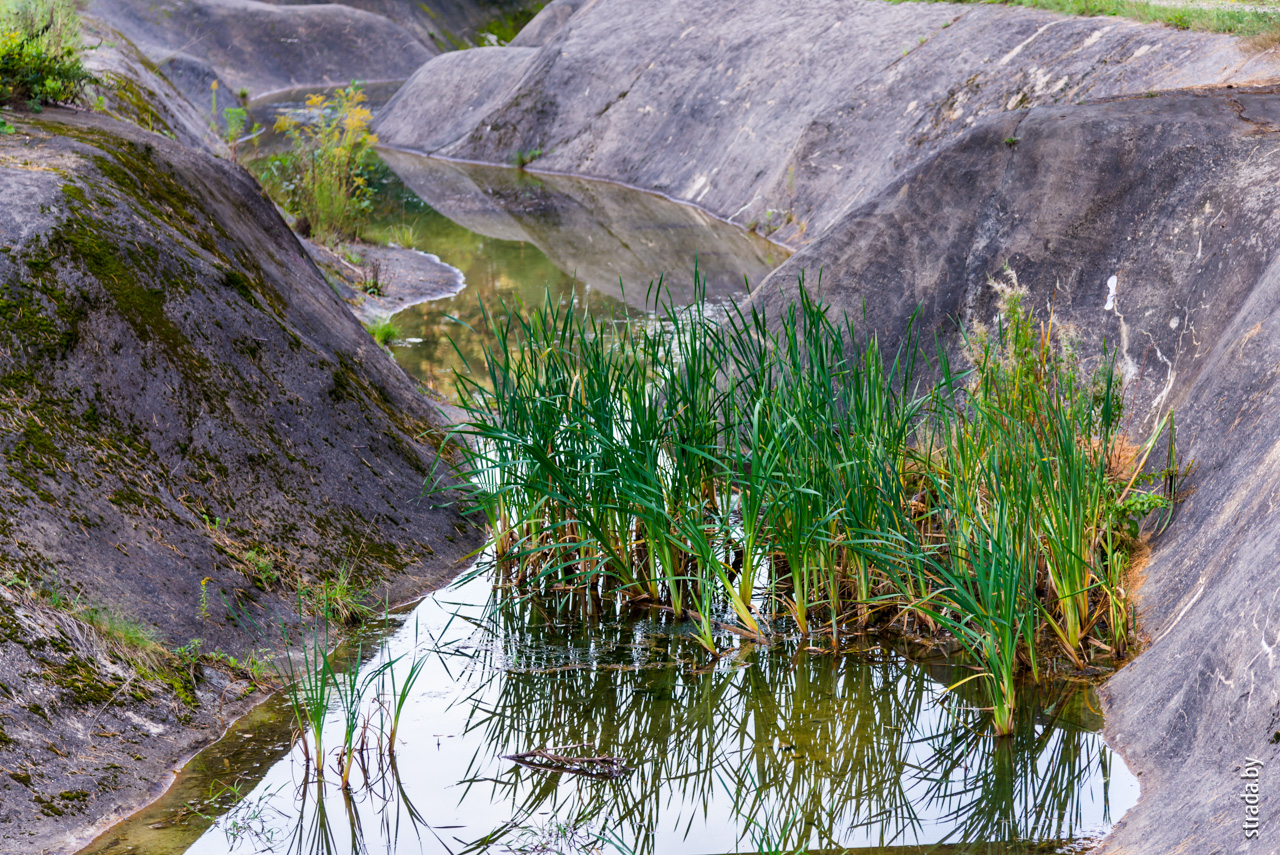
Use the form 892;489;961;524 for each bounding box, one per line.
443;273;1183;735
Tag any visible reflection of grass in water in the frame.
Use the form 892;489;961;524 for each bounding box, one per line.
275;759;434;855
446;592;1118;855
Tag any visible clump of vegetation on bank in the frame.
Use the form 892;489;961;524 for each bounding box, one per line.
0;0;94;125
430;2;548;49
254;84;379;245
474;3;547;46
441;273;1186;736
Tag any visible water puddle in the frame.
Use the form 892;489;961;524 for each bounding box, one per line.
81;576;1137;855
79;153;1137;855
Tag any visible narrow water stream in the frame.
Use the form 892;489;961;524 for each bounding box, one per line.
79;157;1138;855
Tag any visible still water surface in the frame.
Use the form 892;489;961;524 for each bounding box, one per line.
368;152;786;396
80;159;1137;855
82;576;1136;855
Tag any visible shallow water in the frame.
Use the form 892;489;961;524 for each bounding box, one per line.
79;161;1138;855
81;576;1137;855
368;152;786;396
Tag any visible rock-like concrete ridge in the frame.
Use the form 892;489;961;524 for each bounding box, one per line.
0;110;476;852
88;0;435;118
375;0;1280;247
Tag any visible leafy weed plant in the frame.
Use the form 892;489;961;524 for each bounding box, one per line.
255;84;378;244
0;0;93;113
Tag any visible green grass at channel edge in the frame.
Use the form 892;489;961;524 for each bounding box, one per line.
891;0;1280;39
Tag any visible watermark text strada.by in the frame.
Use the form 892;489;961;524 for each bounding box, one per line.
1243;757;1265;840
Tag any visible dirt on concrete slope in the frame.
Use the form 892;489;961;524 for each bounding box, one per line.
750;88;1280;855
374;0;1280;250
0;109;479;854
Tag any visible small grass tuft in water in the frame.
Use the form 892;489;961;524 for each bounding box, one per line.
364;316;399;349
280;609;428;789
439;270;1187;736
282;618;335;771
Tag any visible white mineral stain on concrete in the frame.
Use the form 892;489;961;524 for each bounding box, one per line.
1077;28;1109;52
1105;274;1139;383
999;22;1055;66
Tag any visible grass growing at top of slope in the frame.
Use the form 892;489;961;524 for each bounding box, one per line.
895;0;1280;40
0;0;94;118
439;271;1186;736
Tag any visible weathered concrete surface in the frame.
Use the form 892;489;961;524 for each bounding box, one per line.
749;89;1280;855
0;110;478;853
81;17;227;154
375;0;1280;248
87;0;434;116
379;149;785;305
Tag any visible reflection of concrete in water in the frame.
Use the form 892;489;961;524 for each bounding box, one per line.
378;149;787;307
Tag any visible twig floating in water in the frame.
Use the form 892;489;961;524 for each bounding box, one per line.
503;744;634;780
